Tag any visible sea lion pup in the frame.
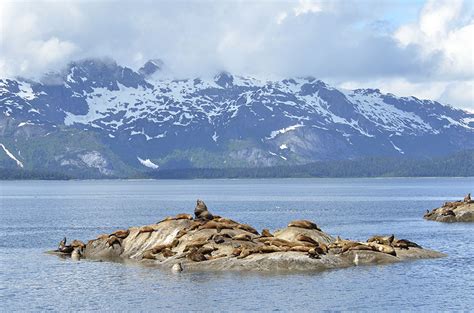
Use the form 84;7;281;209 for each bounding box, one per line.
58;237;74;253
194;199;214;220
232;234;253;241
187;248;208;262
367;234;395;246
236;224;259;235
111;229;129;239
367;242;397;256
261;229;273;237
107;235;122;247
296;234;319;246
287;220;321;231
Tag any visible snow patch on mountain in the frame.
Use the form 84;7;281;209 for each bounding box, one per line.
0;143;24;168
137;157;159;169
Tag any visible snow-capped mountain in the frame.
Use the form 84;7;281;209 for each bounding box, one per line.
1;58;473;176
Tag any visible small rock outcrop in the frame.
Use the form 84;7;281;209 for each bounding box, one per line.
424;194;474;222
48;200;445;272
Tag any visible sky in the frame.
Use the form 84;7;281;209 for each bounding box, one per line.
0;0;473;111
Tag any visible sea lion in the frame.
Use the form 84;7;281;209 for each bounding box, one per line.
162;248;177;258
367;234;394;246
214;217;238;225
176;213;193;220
368;242;397;256
187;248;208;262
138;226;155;234
197;246;216;255
107;236;122;247
195;199;213;220
232;247;242;257
70;239;86;249
393;239;421;249
289;246;312;252
441;209;455;216
307;248;321;259
175;228;189;239
236;224;259;235
237;247;252;259
213;234;226;244
183;238;209;252
232;234;253;241
464;193;471;202
111;229;129;239
142;250;156;260
198;221;233;232
348;244;376;252
58;237;74;253
151;240;179;254
287;220;321;231
296;234;319;246
261;229;273;237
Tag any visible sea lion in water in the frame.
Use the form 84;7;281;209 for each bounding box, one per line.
287;220;321;231
261;229;273;237
111;229;129;239
195;199;213;220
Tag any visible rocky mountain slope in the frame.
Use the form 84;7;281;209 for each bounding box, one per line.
1;58;473;177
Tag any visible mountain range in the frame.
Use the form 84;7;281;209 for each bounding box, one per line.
1;58;473;177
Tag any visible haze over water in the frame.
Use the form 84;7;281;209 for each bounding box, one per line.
1;178;473;311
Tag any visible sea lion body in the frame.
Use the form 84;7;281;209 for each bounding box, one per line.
111;229;130;239
236;224;259;235
232;234;253;241
287;220;321;231
261;229;273;237
367;235;394;246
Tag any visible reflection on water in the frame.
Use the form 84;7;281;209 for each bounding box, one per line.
0;178;473;311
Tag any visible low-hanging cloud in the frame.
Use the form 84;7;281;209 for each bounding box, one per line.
0;0;472;110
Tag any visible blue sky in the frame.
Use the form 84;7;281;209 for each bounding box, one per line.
0;0;473;110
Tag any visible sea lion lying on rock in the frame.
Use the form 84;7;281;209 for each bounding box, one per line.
261;229;273;237
287;220;321;231
111;229;129;239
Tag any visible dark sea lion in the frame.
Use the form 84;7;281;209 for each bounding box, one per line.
213;234;226;244
58;237;74;253
187;248;208;262
107;236;122;247
232;234;253;241
194;199;213;220
287;220;321;231
441;209;456;216
393;239;421;249
261;229;273;237
111;229;129;239
236;224;259;235
176;213;193;220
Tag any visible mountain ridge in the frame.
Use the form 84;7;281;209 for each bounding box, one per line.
1;58;473;177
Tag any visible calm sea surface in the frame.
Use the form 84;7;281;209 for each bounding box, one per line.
0;178;473;311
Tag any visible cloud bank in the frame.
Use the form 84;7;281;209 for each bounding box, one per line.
0;0;473;110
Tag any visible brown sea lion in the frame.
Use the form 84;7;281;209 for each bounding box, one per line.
138;226;155;234
368;242;397;256
96;234;110;241
289;246;312;252
287;220;321;231
307;248;321;259
176;213;193;220
187;248;208;262
197;246;216;255
261;229;273;237
367;234;395;246
348;244;376;252
175;228;189;239
232;234;253;241
257;245;283;253
207;253;227;260
70;239;86;249
236;224;259;235
162;248;177;258
232;247;242;256
214;217;238;225
237;247;252;259
198;221;233;232
111;229;129;239
296;234;319;246
183;238;209;252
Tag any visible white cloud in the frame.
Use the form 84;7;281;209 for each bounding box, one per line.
0;0;472;110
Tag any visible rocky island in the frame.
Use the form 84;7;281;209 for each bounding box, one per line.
49;200;445;272
424;193;474;222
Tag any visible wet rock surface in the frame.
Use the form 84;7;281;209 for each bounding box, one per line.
424;194;474;222
48;200;445;272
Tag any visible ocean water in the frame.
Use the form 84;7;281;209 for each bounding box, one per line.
0;178;473;311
